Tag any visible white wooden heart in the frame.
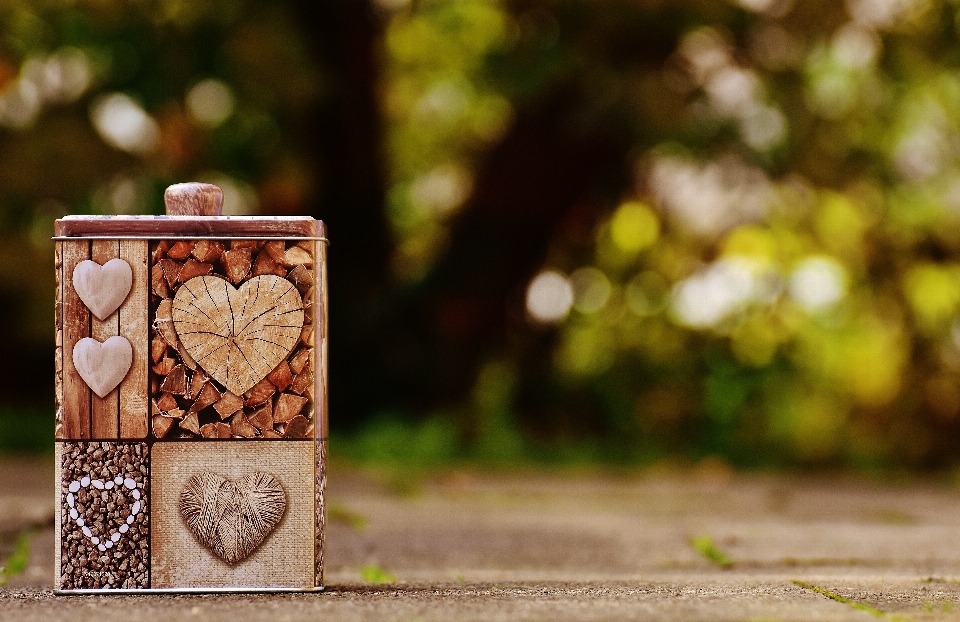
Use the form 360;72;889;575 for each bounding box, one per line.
72;336;133;398
172;275;304;396
65;473;143;552
73;258;133;321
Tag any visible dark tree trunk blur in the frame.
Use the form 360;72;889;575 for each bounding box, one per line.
291;0;394;425
290;1;636;429
382;86;632;419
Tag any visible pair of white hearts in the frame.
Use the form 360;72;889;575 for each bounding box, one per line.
66;473;142;553
71;259;135;398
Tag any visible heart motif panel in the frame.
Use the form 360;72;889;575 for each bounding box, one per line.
58;442;149;590
150;441;315;588
147;239;317;441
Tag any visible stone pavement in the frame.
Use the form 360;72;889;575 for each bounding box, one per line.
5;456;960;620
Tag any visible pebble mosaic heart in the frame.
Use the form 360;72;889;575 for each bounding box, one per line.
171;275;304;396
66;474;143;553
179;471;286;564
72;258;133;321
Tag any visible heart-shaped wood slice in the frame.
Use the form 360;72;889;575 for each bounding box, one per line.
172;275;304;396
73;336;133;398
73;258;133;321
179;471;286;565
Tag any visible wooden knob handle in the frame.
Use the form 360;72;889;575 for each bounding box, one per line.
164;183;224;216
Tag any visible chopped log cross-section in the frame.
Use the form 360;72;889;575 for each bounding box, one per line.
157;393;178;411
252;250;287;278
245;379;276;408
231;412;259;437
153;414;175;438
274;394;309;424
166;241;195;260
268;361;293;392
214;392;244;420
151;336;167;363
283;415;310;438
171;275;304;396
180;411;201;435
191;240;224;263
282;246;313;268
248;404;273;432
191;382;221;412
290;348;310;375
160;364;187;395
179;259;213;282
222;248;252;284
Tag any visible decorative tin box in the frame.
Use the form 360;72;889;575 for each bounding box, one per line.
53;183;327;592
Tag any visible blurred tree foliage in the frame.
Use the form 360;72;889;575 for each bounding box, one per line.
5;0;960;467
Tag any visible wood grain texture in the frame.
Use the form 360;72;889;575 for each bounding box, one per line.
61;240;91;439
55;217;322;239
164;183;223;216
55;243;64;439
315;226;328;440
315;439;326;587
90;240;120;438
172;275;304;396
119;239;149;438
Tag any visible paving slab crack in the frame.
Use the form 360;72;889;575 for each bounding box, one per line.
791;579;917;621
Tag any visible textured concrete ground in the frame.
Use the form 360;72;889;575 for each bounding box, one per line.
5;456;960;620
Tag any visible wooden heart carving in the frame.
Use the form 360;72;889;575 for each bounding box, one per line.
72;336;133;398
179;471;286;565
172;275;304;396
73;258;133;320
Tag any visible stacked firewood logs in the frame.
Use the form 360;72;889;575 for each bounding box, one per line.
149;239;315;439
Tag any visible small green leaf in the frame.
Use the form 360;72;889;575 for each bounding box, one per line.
360;565;396;583
690;535;733;568
0;529;34;585
328;503;368;530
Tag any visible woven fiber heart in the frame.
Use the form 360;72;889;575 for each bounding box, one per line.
179;471;286;565
73;258;133;321
171;275;304;396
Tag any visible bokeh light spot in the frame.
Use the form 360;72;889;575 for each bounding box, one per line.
409;164;472;216
526;270;573;323
186;79;236;128
610;201;659;254
670;258;765;328
788;257;847;312
90;93;159;154
570;267;611;313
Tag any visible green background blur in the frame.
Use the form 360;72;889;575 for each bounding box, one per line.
1;0;958;470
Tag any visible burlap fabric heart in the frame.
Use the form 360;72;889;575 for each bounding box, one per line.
171;275;304;396
179;471;286;564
